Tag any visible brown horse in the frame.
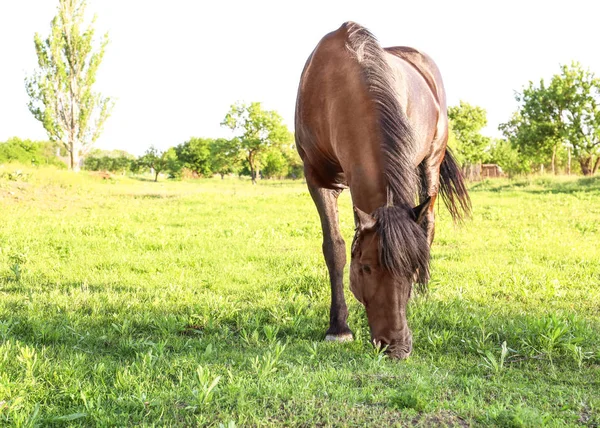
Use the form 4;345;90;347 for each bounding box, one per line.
295;22;470;359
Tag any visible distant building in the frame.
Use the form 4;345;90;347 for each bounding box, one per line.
481;164;504;178
463;163;505;181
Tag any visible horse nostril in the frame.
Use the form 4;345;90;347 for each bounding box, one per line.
387;339;413;359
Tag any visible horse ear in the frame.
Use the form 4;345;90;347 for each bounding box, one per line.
412;197;431;225
354;206;376;232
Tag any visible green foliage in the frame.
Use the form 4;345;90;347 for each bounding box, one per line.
0;137;66;168
83;149;135;174
261;145;304;180
501;62;600;175
210;138;243;179
261;149;288;179
448;101;491;165
25;0;114;170
554;63;600;174
128;132;298;182
174;138;213;177
221;101;293;183
500;79;565;172
486;139;529;177
136;146;181;181
163;148;183;179
283;145;304;179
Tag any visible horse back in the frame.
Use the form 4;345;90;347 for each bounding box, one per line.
384;46;446;110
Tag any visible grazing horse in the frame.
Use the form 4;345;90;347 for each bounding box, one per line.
295;22;470;359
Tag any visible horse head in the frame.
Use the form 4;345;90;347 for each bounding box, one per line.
349;197;431;359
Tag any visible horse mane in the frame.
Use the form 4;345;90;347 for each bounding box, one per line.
372;204;430;287
344;22;417;207
345;22;430;286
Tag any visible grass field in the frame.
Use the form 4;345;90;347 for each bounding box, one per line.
0;166;599;426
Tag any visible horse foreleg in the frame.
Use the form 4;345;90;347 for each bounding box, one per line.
307;184;353;342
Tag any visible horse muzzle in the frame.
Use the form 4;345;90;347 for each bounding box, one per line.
373;333;413;359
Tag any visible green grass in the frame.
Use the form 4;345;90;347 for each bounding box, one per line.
0;165;599;426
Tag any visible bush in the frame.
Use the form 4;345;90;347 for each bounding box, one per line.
83;149;135;174
283;147;304;179
0;137;66;169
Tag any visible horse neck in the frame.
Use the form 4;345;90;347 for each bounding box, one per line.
337;121;389;214
347;164;388;215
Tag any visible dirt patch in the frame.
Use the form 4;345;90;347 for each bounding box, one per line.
179;324;204;336
411;410;470;427
579;405;599;427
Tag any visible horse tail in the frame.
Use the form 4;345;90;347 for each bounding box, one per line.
438;148;471;222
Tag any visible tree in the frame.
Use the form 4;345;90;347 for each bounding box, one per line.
500;77;566;174
501;62;600;175
555;63;600;175
448;101;491;167
221;102;292;184
25;0;113;171
210;138;242;179
174;137;213;177
136;146;180;182
486;139;529;177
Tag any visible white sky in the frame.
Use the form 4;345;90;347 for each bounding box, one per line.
1;0;599;155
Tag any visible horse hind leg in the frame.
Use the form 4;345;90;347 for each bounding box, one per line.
307;182;353;342
418;160;440;246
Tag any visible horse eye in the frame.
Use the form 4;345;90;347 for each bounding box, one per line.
362;265;372;274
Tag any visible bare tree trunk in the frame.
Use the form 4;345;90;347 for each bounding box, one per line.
579;157;591;176
593;156;600;175
249;151;257;185
69;145;81;172
551;146;556;175
154;170;159;182
540;164;544;174
567;147;571;175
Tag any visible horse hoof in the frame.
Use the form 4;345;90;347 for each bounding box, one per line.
325;333;354;342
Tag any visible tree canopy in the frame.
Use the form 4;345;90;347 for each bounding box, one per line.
447;101;490;166
174;137;213;177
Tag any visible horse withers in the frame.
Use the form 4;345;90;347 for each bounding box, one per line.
295;22;470;359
